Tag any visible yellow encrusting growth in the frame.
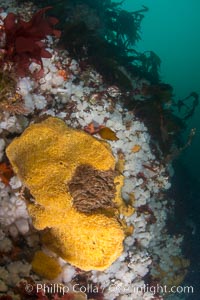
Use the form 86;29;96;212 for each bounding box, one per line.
132;144;141;153
41;211;125;271
31;251;62;280
6;117;130;271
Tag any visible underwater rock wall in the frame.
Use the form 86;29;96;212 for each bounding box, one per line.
0;1;189;300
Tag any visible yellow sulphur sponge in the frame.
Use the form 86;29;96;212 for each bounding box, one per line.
32;251;62;280
6;117;131;271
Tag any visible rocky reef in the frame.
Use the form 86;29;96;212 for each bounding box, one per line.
0;1;191;300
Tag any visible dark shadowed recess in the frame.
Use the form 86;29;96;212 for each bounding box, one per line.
167;159;200;300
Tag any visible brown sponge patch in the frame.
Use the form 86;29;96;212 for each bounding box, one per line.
68;164;117;213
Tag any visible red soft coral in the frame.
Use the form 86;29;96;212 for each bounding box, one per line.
2;7;61;76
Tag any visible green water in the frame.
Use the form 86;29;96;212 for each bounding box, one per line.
122;0;200;179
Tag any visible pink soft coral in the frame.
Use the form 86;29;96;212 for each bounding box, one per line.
2;6;61;76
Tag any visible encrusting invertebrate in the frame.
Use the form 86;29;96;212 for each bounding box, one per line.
6;117;133;271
